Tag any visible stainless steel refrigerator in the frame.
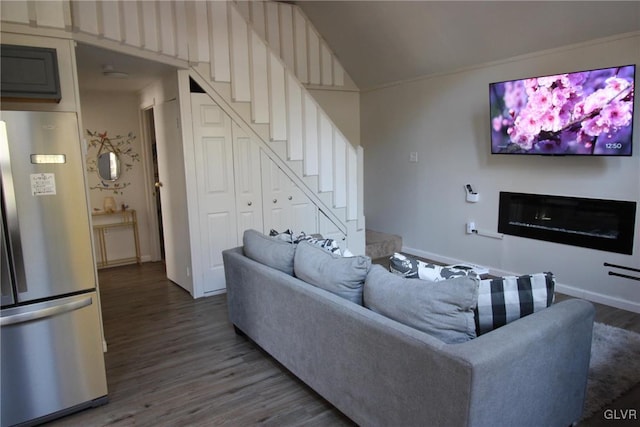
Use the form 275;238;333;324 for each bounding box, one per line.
1;110;108;426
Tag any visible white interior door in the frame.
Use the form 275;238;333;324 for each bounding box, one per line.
232;122;263;241
191;93;238;294
154;100;193;294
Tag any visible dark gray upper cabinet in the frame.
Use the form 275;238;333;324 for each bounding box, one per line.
1;44;61;103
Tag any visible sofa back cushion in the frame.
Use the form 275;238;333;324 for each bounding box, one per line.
364;265;479;344
294;241;371;305
243;229;296;275
475;272;555;335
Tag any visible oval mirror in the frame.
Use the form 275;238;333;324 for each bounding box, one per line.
97;151;120;181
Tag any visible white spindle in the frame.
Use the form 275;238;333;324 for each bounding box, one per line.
209;1;230;82
307;27;321;85
293;8;308;84
175;1;189;61
287;73;303;160
141;1;159;52
278;3;295;72
250;33;269;124
249;0;266;41
34;0;67;29
265;1;280;56
122;1;142;48
100;0;121;42
347;146;358;220
159;2;176;56
189;1;210;63
72;1;99;35
1;1;29;24
333;131;347;208
230;6;251;102
269;52;287;141
333;59;345;87
303;93;319;176
318;113;333;192
321;42;333;86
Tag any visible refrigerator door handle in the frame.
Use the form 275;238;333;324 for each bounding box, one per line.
0;121;28;294
0;296;93;326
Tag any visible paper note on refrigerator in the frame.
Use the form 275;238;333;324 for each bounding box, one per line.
30;173;57;196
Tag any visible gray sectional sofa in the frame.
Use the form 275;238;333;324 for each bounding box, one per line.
223;231;595;427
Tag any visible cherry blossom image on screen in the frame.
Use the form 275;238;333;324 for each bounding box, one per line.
490;65;635;155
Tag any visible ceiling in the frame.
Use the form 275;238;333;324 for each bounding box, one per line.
295;1;640;90
75;1;640;93
75;43;177;93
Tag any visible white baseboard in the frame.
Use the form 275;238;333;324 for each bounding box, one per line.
554;283;640;314
402;246;640;314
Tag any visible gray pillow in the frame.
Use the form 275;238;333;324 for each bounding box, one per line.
243;229;296;275
294;240;371;305
364;265;479;344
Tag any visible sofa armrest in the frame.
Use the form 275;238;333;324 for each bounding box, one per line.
450;298;595;427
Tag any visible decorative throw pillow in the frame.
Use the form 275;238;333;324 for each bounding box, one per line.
270;229;342;255
243;229;296;275
475;272;555;335
364;265;479;344
389;253;475;281
293;240;371;305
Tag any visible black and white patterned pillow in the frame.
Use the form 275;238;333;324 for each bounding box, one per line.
269;229;342;255
475;272;555;335
389;253;474;281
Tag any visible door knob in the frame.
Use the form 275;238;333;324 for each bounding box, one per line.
247;201;252;206
273;199;277;204
155;182;163;188
288;195;293;200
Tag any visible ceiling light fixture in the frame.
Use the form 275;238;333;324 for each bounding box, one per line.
102;64;129;79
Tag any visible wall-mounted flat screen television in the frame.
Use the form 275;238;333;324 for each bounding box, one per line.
490;64;635;156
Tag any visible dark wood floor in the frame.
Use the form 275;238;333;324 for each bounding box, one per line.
48;261;639;426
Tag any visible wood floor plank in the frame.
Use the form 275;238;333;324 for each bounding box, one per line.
46;261;638;426
46;262;353;427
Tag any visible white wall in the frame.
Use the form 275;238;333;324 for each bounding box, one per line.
80;90;152;264
362;33;640;312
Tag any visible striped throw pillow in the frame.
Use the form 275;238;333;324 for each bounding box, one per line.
475;272;555;335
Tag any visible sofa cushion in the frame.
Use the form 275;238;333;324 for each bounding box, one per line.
243;229;296;275
294;240;371;305
475;272;555;335
364;265;479;344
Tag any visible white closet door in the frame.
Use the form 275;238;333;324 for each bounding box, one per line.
261;152;318;235
232;122;263;242
191;93;238;294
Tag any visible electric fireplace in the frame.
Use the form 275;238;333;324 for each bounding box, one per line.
498;192;636;254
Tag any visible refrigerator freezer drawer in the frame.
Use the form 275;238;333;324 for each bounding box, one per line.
1;292;108;426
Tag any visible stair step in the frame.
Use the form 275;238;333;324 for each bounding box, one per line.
365;230;402;260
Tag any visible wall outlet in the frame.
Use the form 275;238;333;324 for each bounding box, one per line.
466;221;476;234
409;152;418;163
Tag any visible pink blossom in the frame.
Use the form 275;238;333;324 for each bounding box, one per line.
537;75;561;88
493;115;504;131
504;81;527;111
508;127;535;150
524;78;538;96
600;101;632;128
529;87;554;113
582;116;610;137
605;77;631;93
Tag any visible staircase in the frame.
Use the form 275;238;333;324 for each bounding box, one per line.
0;0;365;252
365;230;403;260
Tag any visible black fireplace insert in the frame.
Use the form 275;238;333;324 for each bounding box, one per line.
498;192;636;255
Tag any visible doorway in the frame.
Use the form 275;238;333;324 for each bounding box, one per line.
144;107;165;261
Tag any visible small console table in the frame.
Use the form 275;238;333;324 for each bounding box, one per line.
92;209;141;269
